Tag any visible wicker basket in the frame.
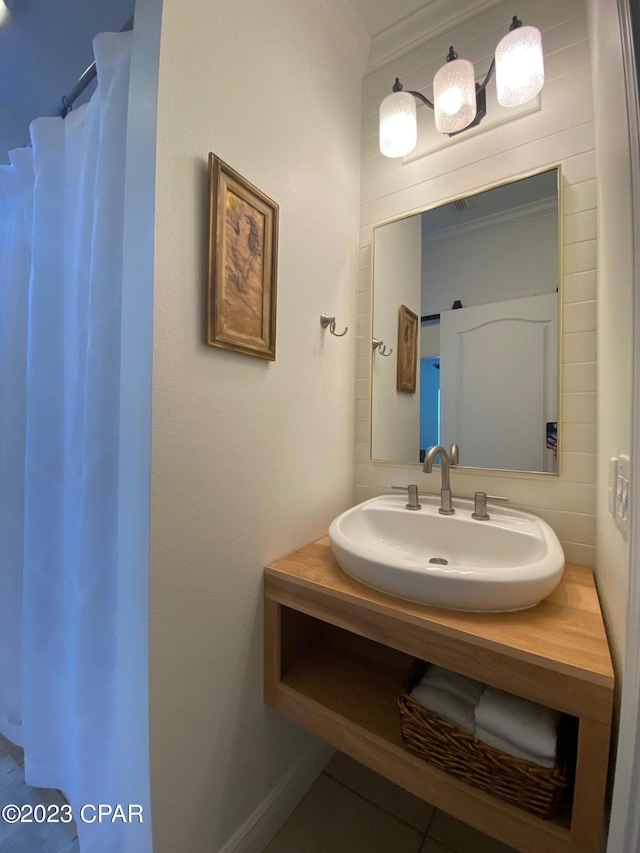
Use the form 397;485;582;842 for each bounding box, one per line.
398;660;568;818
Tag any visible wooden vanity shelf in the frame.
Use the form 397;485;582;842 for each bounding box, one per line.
264;537;614;853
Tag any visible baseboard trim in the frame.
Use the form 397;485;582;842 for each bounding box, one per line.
218;742;334;853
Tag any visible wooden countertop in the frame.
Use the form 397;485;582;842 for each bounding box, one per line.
265;537;614;690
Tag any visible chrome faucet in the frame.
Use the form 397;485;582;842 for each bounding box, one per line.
423;444;458;515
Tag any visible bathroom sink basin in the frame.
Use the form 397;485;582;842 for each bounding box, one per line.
328;495;565;612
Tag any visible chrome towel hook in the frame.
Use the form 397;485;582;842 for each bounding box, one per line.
372;338;393;356
320;314;348;337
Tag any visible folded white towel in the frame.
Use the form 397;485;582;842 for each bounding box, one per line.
410;665;485;734
474;725;556;768
410;684;476;734
419;665;485;708
475;686;559;759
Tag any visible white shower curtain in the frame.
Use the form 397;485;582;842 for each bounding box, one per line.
0;147;31;749
0;31;151;853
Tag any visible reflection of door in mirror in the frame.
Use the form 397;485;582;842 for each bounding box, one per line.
370;167;560;473
439;294;557;472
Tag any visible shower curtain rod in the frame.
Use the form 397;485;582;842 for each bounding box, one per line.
54;15;134;118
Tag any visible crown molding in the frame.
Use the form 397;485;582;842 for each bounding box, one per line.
366;0;505;74
421;197;557;247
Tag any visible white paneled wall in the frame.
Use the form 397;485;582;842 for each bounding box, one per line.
356;0;597;567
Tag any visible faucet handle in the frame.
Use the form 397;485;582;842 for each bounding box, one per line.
406;484;422;511
449;443;459;465
472;491;509;520
391;485;422;510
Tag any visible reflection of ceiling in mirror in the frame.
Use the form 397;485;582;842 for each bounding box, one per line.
419;169;559;317
420;169;557;238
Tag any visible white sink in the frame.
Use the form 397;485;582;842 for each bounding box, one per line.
328;494;565;612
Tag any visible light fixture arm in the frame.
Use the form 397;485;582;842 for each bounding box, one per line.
477;58;496;96
391;54;489;138
392;77;434;110
474;15;522;95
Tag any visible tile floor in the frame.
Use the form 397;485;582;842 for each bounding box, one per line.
265;751;518;853
2;734;517;852
0;734;78;853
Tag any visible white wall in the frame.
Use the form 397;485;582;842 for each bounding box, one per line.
420;322;439;358
149;2;368;851
421;204;558;315
597;6;640;845
585;5;636;848
372;215;421;461
356;0;598;569
585;1;633;668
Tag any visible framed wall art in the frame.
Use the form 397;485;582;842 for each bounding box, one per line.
397;304;418;393
207;153;279;360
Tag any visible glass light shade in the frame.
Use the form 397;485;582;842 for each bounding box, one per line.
379;91;417;158
433;58;477;134
495;25;544;107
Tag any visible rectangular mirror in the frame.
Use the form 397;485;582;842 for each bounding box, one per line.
371;166;560;474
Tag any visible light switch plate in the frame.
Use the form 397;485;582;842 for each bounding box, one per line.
616;454;630;539
609;457;618;516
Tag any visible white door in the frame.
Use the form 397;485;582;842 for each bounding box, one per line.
439;293;557;471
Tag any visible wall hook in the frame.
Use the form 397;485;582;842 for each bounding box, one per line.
320;314;348;337
372;338;393;356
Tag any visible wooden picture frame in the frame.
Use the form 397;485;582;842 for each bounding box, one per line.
397;304;418;393
207;154;279;360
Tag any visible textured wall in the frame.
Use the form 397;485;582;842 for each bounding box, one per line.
587;0;633;670
149;2;368;850
356;0;598;568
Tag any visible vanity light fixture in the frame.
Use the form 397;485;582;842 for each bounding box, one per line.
379;16;544;158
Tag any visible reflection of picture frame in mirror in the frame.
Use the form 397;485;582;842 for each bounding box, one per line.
207;153;279;360
397;305;418;393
